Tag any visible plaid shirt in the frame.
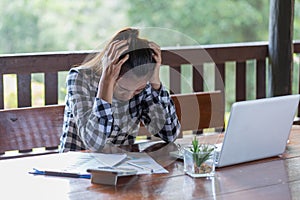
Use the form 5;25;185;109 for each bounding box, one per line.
59;66;181;152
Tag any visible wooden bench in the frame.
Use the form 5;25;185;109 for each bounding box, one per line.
0;91;224;159
0;105;65;159
139;91;224;137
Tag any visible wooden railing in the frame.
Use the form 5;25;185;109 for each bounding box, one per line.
0;41;300;112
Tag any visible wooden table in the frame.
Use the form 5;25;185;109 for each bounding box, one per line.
1;126;300;200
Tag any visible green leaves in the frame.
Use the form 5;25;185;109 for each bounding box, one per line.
191;136;199;153
190;136;214;167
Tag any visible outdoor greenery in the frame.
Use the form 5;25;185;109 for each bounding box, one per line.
1;0;300;109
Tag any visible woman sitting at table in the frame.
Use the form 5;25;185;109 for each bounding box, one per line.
59;28;181;152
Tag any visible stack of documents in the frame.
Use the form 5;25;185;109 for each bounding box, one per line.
30;151;168;185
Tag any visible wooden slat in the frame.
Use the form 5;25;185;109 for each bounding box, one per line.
162;42;269;66
0;105;64;154
45;72;58;105
298;55;300;118
236;62;246;101
214;64;225;133
294;42;300;53
17;74;31;107
206;43;268;63
0;74;3;109
215;63;225;92
192;65;204;92
0;52;90;74
162;50;189;66
169;65;181;94
256;59;266;99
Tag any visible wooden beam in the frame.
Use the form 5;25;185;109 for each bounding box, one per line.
268;0;294;96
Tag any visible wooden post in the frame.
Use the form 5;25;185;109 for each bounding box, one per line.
268;0;294;96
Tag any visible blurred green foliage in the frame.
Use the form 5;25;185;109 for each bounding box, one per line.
127;0;270;44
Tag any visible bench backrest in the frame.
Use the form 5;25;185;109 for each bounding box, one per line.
139;91;224;136
0;105;64;157
0;91;224;158
172;91;224;132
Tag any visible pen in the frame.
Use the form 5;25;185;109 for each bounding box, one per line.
126;162;154;173
29;168;91;179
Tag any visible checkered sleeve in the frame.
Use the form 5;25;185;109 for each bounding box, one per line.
141;84;181;142
67;70;113;151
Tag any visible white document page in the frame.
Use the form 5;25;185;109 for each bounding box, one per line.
32;152;127;174
119;152;169;174
32;152;168;175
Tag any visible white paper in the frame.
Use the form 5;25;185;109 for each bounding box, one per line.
33;152;127;174
119;152;169;174
32;151;168;175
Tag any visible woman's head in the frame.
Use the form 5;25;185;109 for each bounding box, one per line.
112;28;156;78
86;28;156;76
84;28;157;101
112;28;157;101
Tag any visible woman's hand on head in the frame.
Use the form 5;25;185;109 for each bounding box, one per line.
98;40;129;103
101;40;129;83
149;42;162;90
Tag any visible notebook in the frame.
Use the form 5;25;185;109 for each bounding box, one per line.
215;94;300;167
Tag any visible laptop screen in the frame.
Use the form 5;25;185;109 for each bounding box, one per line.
217;94;300;167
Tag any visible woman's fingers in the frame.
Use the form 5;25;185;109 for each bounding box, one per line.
110;54;129;80
111;43;129;63
148;42;161;89
113;54;129;74
149;41;161;53
117;54;129;66
102;40;129;73
149;41;160;50
104;54;129;83
107;40;128;64
148;41;161;64
107;40;126;57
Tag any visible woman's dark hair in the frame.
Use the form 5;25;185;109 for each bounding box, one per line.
115;29;156;77
82;28;156;77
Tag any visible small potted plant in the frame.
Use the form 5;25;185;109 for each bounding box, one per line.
183;136;216;178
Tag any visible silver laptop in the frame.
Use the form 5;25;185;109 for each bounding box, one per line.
216;94;300;167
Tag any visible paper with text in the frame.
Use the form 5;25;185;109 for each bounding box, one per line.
32;151;168;175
